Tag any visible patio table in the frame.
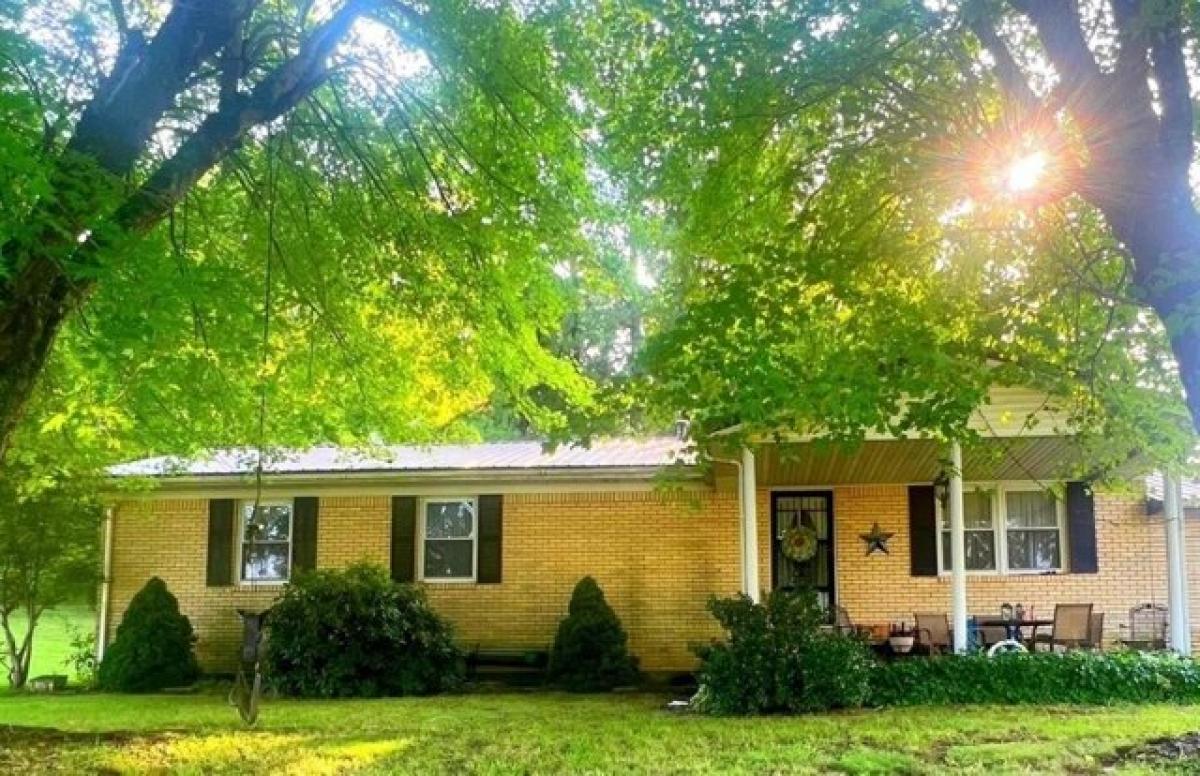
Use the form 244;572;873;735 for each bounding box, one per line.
974;617;1054;645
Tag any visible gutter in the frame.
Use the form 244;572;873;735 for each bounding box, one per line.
95;505;115;662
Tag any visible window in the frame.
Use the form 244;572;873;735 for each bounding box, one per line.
421;498;476;581
1006;490;1061;571
239;502;292;583
937;485;1065;575
940;490;996;571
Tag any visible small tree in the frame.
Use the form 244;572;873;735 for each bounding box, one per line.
97;577;199;692
547;576;639;692
0;476;99;689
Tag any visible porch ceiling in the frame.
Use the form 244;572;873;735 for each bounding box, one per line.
747;436;1081;486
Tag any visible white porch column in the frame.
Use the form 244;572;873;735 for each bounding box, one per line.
1176;475;1192;655
1165;472;1191;655
740;446;761;603
948;440;968;653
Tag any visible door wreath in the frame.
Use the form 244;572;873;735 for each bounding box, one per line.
781;525;818;563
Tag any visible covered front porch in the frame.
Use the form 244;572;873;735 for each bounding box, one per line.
714;430;1193;655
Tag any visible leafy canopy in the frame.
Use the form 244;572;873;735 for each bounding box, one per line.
574;0;1192;472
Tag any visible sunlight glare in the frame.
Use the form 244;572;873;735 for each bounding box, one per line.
1004;150;1047;193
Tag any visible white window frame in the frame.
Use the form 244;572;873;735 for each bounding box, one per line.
417;496;478;584
236;499;294;586
935;483;1068;576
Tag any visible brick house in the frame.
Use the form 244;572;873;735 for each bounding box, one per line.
99;387;1198;673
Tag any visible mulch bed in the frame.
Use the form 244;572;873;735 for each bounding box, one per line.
1105;732;1200;769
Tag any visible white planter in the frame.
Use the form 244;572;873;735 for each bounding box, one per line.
889;635;915;654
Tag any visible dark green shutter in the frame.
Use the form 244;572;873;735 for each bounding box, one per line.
391;496;417;582
477;495;503;584
908;485;938;577
292;497;319;574
206;499;236;587
1066;481;1098;573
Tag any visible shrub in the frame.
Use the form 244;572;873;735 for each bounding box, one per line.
871;650;1200;706
97;577;199;692
264;563;462;698
694;589;873;714
63;623;98;689
547;576;639;691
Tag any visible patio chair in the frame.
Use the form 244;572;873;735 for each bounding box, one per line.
1088;612;1104;650
1119;603;1168;651
832;605;873;639
1032;604;1093;651
975;621;1008;649
914;612;952;655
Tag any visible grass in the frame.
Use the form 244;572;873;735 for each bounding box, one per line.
3;604;94;680
1;691;1200;774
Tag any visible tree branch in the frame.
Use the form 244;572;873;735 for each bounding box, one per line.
1146;3;1194;168
110;0;377;235
1007;0;1105;105
963;3;1038;111
70;0;260;175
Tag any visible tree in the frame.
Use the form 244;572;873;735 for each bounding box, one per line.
575;1;1195;468
959;0;1200;431
0;0;620;462
0;469;99;689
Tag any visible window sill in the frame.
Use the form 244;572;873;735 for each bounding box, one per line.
935;569;1062;578
419;577;478;585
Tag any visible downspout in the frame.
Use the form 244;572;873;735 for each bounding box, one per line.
96;505;115;663
705;448;753;602
711;452;759;602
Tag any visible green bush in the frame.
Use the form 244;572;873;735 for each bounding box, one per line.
694;589;873;714
871;650;1200;706
97;577;199;692
547;576;639;691
264;563;462;698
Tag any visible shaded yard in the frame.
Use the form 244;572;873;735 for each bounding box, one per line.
2;691;1200;774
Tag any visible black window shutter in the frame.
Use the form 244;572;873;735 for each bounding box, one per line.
292;497;319;574
908;485;938;577
391;496;417;582
477;494;503;584
206;499;236;587
1066;481;1098;574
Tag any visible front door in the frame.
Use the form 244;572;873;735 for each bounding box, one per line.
771;491;835;609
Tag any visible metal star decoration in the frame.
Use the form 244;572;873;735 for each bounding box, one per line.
860;522;893;555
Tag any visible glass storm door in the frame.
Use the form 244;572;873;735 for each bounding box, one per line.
771;491;835;609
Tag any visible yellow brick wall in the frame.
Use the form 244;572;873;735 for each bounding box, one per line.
105;484;1195;674
107;490;740;673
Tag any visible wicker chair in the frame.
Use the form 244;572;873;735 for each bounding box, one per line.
915;612;952;654
1032;604;1094;651
1119;603;1168;651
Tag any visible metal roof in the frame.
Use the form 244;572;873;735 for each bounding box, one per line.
110;436;692;478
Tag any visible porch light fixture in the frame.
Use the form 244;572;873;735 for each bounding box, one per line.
933;469;951;508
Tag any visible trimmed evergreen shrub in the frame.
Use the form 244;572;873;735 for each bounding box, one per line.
97;576;200;692
547;576;639;691
264;563;462;698
694;588;873;714
870;650;1200;706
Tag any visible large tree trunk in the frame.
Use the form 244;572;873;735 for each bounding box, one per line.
1097;174;1200;432
0;261;86;461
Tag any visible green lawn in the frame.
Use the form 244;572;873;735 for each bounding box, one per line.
1;692;1199;774
4;604;94;680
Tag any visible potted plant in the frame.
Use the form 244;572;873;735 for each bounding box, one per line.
888;622;916;654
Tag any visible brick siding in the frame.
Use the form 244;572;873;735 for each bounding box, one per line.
106;483;1194;673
